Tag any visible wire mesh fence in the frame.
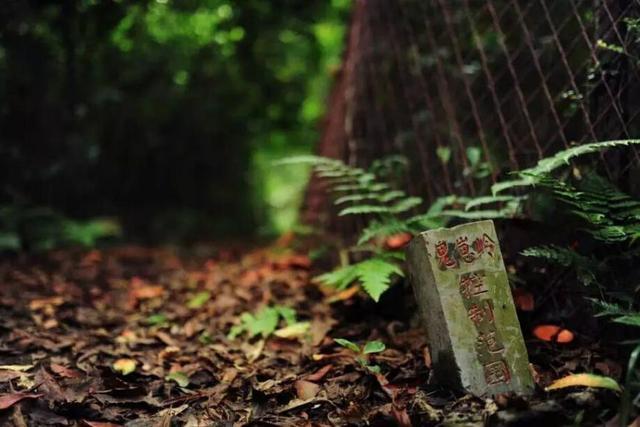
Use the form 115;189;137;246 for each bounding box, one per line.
305;0;640;231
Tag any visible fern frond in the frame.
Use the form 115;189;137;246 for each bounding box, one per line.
536;174;640;243
491;140;640;195
526;139;640;177
338;196;422;216
315;255;404;301
521;244;598;286
357;219;413;245
464;195;527;211
335;190;405;205
589;299;640;328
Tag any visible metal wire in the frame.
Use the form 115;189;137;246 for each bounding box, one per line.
306;0;640;230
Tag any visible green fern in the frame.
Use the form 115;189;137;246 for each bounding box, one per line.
535;174;640;243
315;255;404;302
521;245;598;286
491;139;640;195
590;299;640;328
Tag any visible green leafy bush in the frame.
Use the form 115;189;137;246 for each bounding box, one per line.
281;155;447;301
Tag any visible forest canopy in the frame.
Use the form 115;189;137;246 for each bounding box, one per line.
0;0;350;241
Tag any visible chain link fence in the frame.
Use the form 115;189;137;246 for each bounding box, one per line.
305;0;640;232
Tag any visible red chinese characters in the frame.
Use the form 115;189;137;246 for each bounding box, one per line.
466;299;495;326
435;233;496;270
435;240;458;270
483;360;511;385
472;233;496;258
459;272;488;299
476;331;505;354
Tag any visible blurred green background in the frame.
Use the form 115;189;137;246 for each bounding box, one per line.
0;0;350;248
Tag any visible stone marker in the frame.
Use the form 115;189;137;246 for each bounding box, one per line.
406;220;534;396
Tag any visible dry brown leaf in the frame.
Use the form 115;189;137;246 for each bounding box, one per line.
305;364;333;382
295;380;320;400
0;392;42;410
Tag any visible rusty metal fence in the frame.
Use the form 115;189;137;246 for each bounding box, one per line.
305;0;640;231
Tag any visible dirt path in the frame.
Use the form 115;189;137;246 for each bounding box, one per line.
0;244;623;426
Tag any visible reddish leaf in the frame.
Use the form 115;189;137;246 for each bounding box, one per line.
385;233;413;249
533;325;574;343
83;421;123;427
295;380;320;400
305;364;333;382
50;363;82;379
512;288;535;311
0;392;42;410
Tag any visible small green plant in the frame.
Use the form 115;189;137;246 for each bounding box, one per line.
334;338;386;373
227;305;307;340
187;291;211;309
0;204;121;252
280;155;447;301
591;300;640;423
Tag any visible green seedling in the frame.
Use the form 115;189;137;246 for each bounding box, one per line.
227;305;306;340
334;338;386;374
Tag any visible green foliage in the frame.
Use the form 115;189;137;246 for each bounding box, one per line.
0;205;120;252
145;313;169;327
491;139;640;195
535;174;640;243
187;291;211;309
334;338;361;353
521;245;598;286
334;338;386;373
1;1;350;238
165;371;190;388
591;299;640;328
227;305;300;340
283;155;445;301
315;255;404;302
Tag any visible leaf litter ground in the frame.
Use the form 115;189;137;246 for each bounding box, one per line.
0;242;629;426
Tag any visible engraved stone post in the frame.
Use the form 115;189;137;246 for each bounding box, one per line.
406;220;534;396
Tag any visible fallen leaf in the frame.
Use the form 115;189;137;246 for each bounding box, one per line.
545;373;621;392
295;380;320;400
273;254;312;269
0;365;33;372
273;321;310;339
423;346;432;368
556;329;575;343
391;405;412;427
305;364;332;382
112;358;137;375
512;288;535;311
50;363;82;379
186;291;210;309
0;392;42;410
385;233;413;249
327;285;360;303
29;296;64;311
83;421;123;427
166;371;190;388
533;324;574;343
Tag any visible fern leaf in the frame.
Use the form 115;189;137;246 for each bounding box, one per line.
356;257;404;302
338;205;393;216
521;245;598;286
465;195;526;211
525;139;640;178
315;256;403;302
390;197;423;213
491;140;640;195
335;190;405;205
357;219;412;245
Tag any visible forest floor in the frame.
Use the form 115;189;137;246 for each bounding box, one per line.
0;239;628;426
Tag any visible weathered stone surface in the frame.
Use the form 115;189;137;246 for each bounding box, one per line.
406;220;533;396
